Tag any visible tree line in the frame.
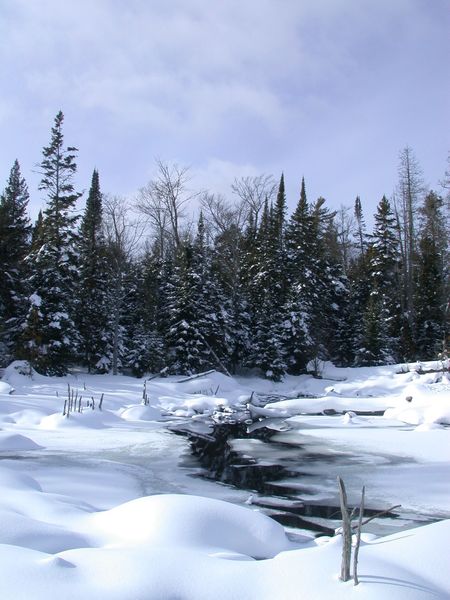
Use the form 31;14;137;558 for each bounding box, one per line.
0;112;448;379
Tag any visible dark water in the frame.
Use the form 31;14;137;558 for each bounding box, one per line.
171;419;410;536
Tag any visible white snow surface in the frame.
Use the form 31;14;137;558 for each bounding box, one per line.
0;359;449;598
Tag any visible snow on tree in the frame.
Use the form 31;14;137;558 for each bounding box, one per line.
0;160;31;364
20;111;81;375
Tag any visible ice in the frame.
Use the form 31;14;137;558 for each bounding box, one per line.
0;361;448;598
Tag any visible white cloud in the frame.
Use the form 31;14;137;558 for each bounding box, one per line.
0;0;447;220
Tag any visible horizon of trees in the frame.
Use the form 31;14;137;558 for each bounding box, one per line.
0;112;449;379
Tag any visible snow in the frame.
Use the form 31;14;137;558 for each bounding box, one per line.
0;360;449;598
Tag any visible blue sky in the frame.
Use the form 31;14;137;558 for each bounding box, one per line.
0;0;448;222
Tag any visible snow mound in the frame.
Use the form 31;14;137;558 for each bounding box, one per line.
6;409;50;426
39;410;121;430
118;404;161;421
0;380;13;394
384;382;450;425
0;466;43;491
0;432;42;451
2;360;35;386
158;393;232;417
90;494;292;559
0;509;90;553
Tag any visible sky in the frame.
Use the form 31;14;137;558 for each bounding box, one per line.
0;0;449;224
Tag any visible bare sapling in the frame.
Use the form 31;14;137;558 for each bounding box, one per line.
337;477;401;586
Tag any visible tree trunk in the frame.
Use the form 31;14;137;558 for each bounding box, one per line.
337;476;352;582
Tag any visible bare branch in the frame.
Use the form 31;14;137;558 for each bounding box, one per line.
136;159;199;253
231;174;276;229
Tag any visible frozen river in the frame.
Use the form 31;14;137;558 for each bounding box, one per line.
5;412;449;540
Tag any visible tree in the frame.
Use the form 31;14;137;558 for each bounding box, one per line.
353;196;366;257
20;111;81;375
231;173;276;230
165;214;231;375
103;195;146;375
356;196;401;364
136;159;196;255
245;197;287;381
76;170;112;372
0;160;31;364
335;205;354;274
124;255;165;377
415;191;448;358
282;178;314;373
394;146;425;329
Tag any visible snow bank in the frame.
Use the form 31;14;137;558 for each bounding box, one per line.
1;360;35;386
39;409;123;429
0;432;42;451
384;380;450;426
117;404;161;421
0;380;13;394
0;362;448;598
89;494;292;558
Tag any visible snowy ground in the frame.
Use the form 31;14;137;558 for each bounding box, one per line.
0;359;449;599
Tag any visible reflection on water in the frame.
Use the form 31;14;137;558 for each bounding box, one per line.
173;417;446;536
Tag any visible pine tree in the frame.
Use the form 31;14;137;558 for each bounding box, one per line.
246;198;287;380
0;160;31;363
282;178;314;373
20;111;82;375
165;215;231;375
125;255;165;376
211;222;250;374
415;191;448;358
76;170;112;372
356;196;401;364
354;195;366;257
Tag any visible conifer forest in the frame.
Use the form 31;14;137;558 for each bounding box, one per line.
1;112;449;379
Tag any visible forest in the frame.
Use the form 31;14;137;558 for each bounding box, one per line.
0;111;448;379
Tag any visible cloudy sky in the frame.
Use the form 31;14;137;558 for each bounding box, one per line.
0;0;448;221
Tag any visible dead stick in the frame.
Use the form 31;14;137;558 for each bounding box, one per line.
352;504;401;529
353;486;365;586
337;476;352;582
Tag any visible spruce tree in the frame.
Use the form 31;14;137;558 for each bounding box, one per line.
415;191;448;358
354;195;366;257
21;111;82;375
125;255;165;376
0;160;31;363
165;215;230;375
282;177;314;373
356;196;401;364
211;222;250;374
76;170;112;371
247;198;287;380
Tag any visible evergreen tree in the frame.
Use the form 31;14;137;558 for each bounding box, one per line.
211;222;250;374
20;111;82;375
415;191;448;358
76;170;112;372
125;255;165;376
356;196;401;364
246;198;287;380
282;177;314;373
354;195;366;257
165;215;231;375
0;160;31;363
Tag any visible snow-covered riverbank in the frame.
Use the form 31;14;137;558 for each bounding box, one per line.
0;360;449;599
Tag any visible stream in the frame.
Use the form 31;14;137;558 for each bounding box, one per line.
171;409;450;538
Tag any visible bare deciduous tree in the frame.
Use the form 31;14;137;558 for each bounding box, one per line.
103;195;146;375
200;192;247;237
231;174;276;229
136;159;199;256
394;147;426;319
336;204;355;273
